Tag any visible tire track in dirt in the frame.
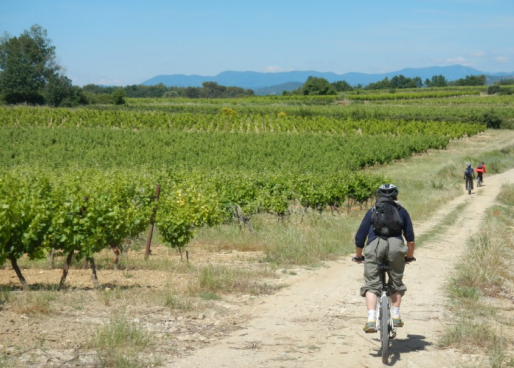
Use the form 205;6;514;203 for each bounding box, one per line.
168;169;514;368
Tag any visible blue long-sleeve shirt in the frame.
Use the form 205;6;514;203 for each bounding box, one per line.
354;203;415;248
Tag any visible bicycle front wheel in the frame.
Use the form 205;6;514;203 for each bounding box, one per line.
381;297;390;364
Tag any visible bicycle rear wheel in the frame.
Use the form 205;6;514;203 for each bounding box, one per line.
380;297;390;364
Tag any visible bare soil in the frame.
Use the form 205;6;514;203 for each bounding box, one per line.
1;168;514;367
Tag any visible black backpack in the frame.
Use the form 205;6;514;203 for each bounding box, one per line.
464;167;473;178
371;197;403;237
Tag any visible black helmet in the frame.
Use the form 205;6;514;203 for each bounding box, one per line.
467;163;471;167
378;183;398;199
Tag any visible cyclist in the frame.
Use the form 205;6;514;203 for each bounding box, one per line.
475;161;486;184
352;184;415;333
464;163;474;190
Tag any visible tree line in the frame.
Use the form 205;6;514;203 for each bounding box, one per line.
285;73;488;96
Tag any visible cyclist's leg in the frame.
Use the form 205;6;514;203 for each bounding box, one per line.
360;238;388;297
360;238;388;332
387;238;408;326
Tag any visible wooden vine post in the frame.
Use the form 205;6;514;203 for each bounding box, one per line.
145;184;161;260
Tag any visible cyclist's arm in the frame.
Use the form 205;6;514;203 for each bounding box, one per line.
406;241;415;259
400;208;415;258
353;211;371;262
354;210;372;248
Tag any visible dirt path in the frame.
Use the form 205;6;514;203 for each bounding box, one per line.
168;168;514;368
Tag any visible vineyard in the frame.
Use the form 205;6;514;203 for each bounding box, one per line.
0;88;497;290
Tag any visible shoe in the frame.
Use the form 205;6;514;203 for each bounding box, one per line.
392;316;404;327
363;320;377;333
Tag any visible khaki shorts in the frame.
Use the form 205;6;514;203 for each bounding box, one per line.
359;237;408;297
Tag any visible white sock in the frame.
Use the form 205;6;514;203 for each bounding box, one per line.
392;307;400;318
367;310;376;321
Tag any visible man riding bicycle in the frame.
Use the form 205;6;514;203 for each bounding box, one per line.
476;161;486;183
464;163;475;190
352;184;415;333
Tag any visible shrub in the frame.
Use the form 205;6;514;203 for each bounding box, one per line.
481;110;502;129
487;85;501;95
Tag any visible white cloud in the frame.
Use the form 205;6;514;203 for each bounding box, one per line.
263;66;291;73
446;57;468;65
495;56;508;63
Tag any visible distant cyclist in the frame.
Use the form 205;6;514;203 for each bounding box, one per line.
352;184;415;333
464;163;475;190
475;161;486;183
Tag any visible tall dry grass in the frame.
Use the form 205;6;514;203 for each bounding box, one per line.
440;185;514;367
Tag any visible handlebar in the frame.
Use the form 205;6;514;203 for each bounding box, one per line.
352;256;416;263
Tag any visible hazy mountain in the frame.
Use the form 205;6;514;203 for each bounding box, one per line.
141;65;514;95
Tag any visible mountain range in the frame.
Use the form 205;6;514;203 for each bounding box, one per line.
141;65;514;95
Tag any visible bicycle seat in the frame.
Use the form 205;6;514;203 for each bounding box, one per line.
378;264;390;271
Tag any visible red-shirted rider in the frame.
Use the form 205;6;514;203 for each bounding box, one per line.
476;161;486;183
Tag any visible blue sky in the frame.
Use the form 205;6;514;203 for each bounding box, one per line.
2;0;513;86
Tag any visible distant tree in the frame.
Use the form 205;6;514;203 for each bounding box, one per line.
41;74;86;107
424;74;448;87
146;83;167;98
332;80;353;92
497;78;514;85
112;88;126;105
224;86;254;98
364;75;422;90
82;84;115;95
302;76;337;95
452;75;486;86
0;24;78;105
390;75;422;89
201;81;226;98
163;90;180;98
364;77;391;90
184;86;201;98
80;82;253;100
390;75;408;89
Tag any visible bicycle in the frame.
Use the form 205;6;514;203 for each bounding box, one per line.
353;256;416;364
476;175;482;187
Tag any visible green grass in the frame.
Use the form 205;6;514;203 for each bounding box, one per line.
89;314;154;368
440;185;514;367
372;131;514;220
8;290;57;315
164;295;194;311
195;264;278;295
415;202;469;245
